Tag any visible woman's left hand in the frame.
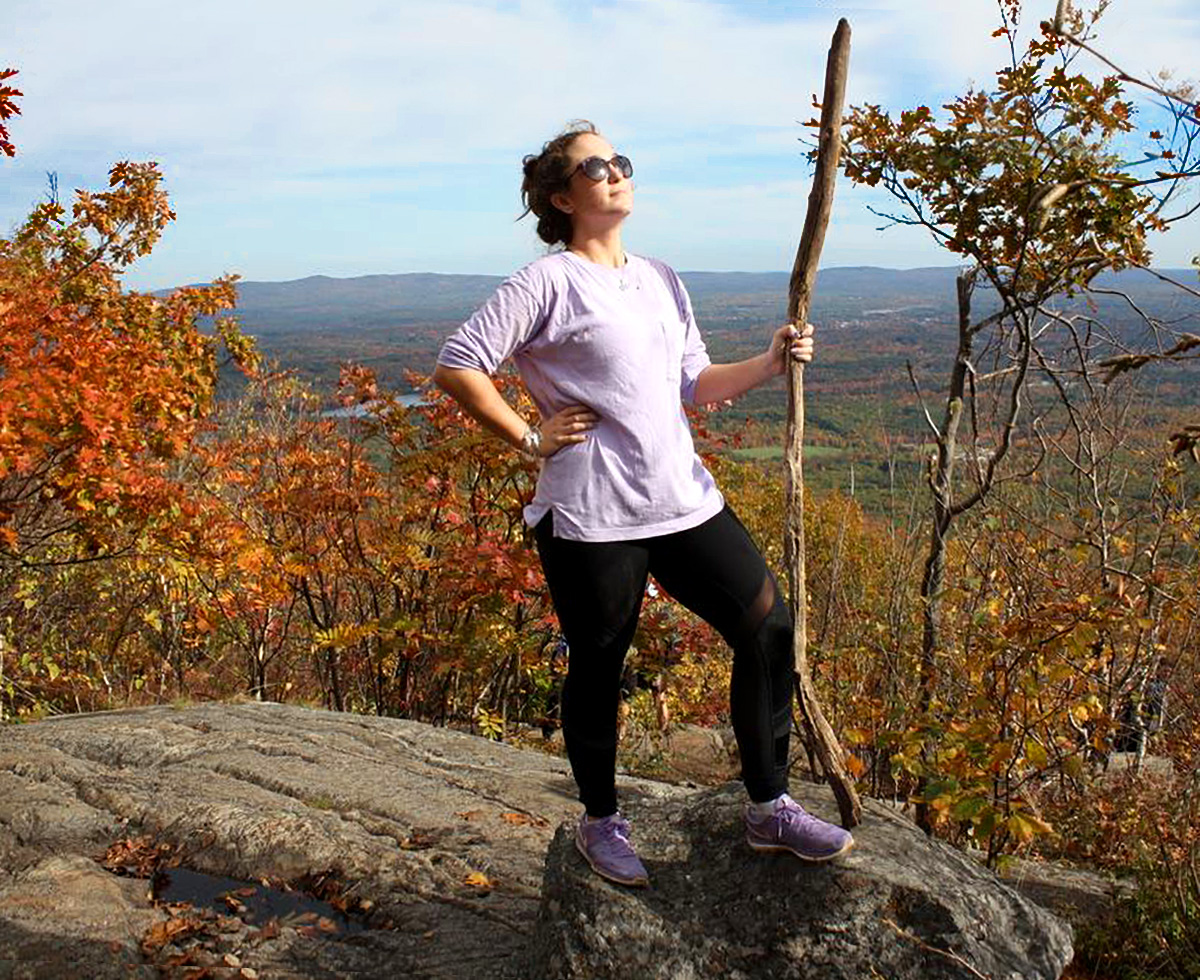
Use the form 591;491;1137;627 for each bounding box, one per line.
767;322;814;375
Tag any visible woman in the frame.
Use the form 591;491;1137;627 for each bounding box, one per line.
433;121;852;887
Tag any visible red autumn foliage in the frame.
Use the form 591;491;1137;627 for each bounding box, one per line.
0;160;256;559
0;68;20;158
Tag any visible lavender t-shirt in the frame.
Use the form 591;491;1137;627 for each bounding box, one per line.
436;250;724;541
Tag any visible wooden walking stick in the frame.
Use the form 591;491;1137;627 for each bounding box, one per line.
785;18;862;829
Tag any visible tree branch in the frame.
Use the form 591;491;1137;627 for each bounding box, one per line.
906;361;943;441
784;17;861;829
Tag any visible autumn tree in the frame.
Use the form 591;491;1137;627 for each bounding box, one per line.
337;367;555;730
0;164;256;560
841;0;1199;834
0;83;257;714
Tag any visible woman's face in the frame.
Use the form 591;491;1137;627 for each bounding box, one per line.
551;132;634;232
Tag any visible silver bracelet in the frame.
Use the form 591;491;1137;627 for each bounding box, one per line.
520;425;542;460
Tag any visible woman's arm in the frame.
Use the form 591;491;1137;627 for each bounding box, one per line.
691;323;814;406
432;364;598;457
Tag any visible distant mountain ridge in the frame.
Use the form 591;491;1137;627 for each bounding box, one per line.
179;266;1198;334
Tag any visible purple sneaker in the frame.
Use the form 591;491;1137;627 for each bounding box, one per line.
745;794;854;862
575;812;649;887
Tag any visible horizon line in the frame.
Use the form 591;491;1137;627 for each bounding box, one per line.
163;263;1198;292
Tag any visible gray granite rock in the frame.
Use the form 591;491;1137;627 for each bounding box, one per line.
0;703;1075;979
528;782;1074;980
0;854;162;980
0;701;688;979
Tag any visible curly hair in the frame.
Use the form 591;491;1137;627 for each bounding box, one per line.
519;120;598;248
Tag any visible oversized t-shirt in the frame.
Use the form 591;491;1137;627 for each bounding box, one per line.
436;250;724;541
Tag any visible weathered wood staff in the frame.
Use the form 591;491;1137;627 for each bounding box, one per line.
785;18;862;829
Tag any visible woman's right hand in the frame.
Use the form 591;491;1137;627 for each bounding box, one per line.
538;404;599;457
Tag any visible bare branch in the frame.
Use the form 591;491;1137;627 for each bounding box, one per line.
974;365;1022;384
881;918;991;980
906;361;943;441
1051;27;1200;115
1127;263;1200;303
1099;333;1200;383
949;312;1035;518
1164;197;1200;224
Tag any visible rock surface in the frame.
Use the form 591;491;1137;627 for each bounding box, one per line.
0;703;1073;979
988;854;1130;932
528;783;1073;980
0;854;160;980
0;701;687;979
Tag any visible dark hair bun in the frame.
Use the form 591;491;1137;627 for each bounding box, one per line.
519;121;598;247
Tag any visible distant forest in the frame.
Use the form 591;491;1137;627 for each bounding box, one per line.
217;265;1200;513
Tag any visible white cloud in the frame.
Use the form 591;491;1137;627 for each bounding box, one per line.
2;0;1197;286
0;0;1019;169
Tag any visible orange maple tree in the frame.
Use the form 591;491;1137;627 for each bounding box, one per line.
0;161;257;560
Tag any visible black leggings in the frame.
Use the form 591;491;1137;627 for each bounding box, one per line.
535;505;794;816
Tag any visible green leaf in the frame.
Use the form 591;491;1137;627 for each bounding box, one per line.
952;796;988;821
975;806;998;840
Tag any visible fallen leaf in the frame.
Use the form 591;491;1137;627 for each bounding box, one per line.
101;836;176;878
141;916;201;952
250;919;281;943
454;810;486;822
463;871;494;891
500;812;548;828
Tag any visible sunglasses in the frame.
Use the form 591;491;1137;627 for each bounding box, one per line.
571;154;634;182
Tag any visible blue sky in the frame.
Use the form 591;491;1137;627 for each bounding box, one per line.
3;0;1197;291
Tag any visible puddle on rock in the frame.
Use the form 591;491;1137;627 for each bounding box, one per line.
152;866;368;934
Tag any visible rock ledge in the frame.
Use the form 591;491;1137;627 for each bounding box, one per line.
529;782;1073;980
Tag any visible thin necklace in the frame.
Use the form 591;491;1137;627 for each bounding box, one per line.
613;252;632;291
568;247;636;290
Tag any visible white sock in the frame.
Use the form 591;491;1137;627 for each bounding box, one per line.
749;795;785;818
